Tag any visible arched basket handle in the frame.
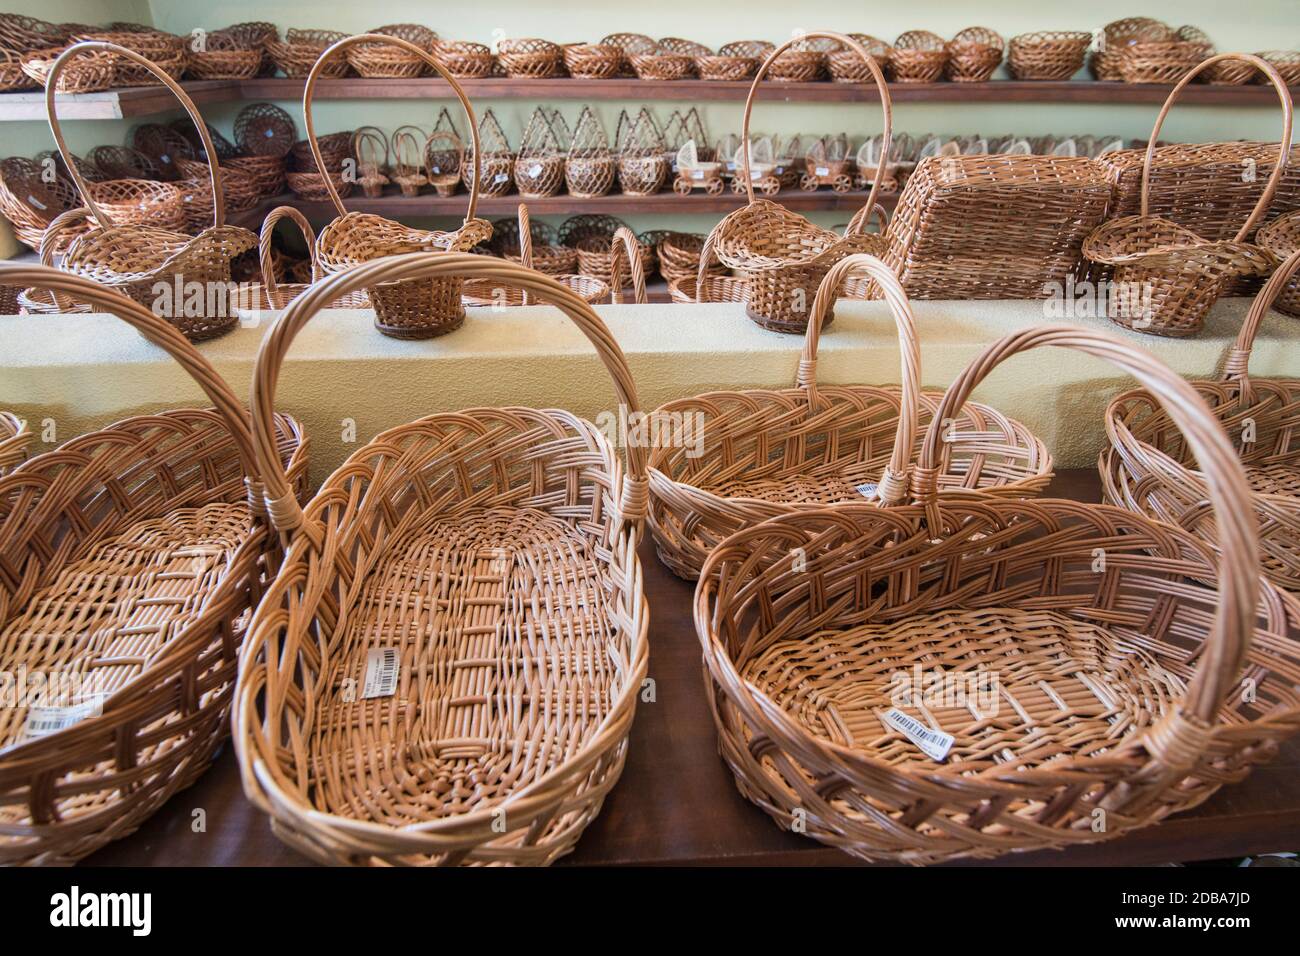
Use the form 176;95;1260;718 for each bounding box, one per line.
1221;245;1300;408
609;227;647;304
259;205;318;298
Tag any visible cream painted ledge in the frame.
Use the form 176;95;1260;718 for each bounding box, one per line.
1;298;1296;484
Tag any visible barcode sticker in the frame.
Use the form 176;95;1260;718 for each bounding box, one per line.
691;169;704;180
855;482;878;500
493;172;509;184
815;165;830;176
362;647;400;699
26;195;46;210
24;699;102;739
881;708;953;761
528;163;543;178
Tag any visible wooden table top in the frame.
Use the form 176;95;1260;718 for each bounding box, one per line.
84;470;1300;867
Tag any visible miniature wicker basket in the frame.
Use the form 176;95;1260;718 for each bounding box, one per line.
423;128;464;197
1091;17;1172;81
710;33;893;333
434;40;496;77
0;260;307;866
650;253;1049;580
1102;248;1300;591
1084;54;1290;337
696;321;1296;863
945;26;1003;82
1007;31;1091;80
267;28;348;77
889;30;947;83
497;37;562;77
234;253;648;867
306;34;492;339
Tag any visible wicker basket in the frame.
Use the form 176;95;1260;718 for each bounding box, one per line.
498;214;577;275
0;13;67;52
234;204;369;313
72;29;187;85
0;410;29;474
600;32;655;75
423;128;463;197
889;30;947;83
187;30;263;80
696;40;766;81
497;37;562;77
228;154;286;198
306;34;492;339
347;26;431;77
1118;39;1211;84
21;44;116;91
1091;17;1172;81
234;253;648;867
1257;50;1300;86
1007;31;1091;80
649;254;1050;580
697;321;1294;863
1102;249;1300;591
234;102;296;160
0;49;34;90
514;107;566;199
1084;54;1290;337
0;155;85;250
828;34;891;82
767;47;825;82
464;204;609;306
434;40;496;77
945;26;1003;82
710;33;892;333
47;42;257;341
562;42;622;78
11;208;96;313
617;108;668;195
129;122;196;180
267;28;348;77
389;125;430;196
630;43;694;81
1255;212;1300;316
0;260;307;866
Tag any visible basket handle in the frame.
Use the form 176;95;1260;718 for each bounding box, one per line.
693;225;721;303
799;254;919;506
259;205;317;298
609;227;647;304
518;202;534;305
1141;54;1293;241
46;41;226;231
351;126;388;173
915;324;1259;734
390;124;426;174
303;35;482;223
252;253;648;541
0;260;260;498
1221;244;1300;406
740;30;891;236
29;206;91;311
423;128;465;183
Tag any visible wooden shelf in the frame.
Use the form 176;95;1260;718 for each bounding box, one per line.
229;186;896;227
1;76;1289;121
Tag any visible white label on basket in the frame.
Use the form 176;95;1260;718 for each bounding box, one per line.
26;195;46;210
881;708;953;761
24;699;103;739
691;169;704;180
815;165;830;176
362;647;400;699
431;164;441;174
159;153;170;164
528;163;543;178
855;482;878;500
264;128;275;138
726;161;736;171
493;172;509;184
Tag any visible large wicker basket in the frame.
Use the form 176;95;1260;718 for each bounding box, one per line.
1085;54;1290;337
234;253;649;867
649;254;1051;579
696;322;1297;863
305;34;493;339
710;32;893;334
0;262;308;866
1102;248;1300;590
45;42;257;341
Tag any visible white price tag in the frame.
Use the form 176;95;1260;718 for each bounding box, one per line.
855;482;878;500
691;169;704;180
431;165;441;174
24;699;103;739
26;195;46;210
362;647;400;699
528;162;543;178
881;708;953;761
493;172;509;184
815;165;830;176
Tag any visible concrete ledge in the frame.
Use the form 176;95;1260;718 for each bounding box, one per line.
1;298;1296;483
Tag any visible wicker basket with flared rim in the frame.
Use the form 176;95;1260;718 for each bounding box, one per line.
600;32;655;75
1084;54;1292;338
711;33;893;333
1101;247;1300;592
305;34;492;340
422;128;463;197
496;214;577;275
1090;17;1172;80
696;46;760;81
0;13;67;52
266;28;348;77
630;43;695;80
649;254;1050;581
79;176;186;230
887;30;947;83
657;231;719;282
575;233;653;289
497;37;562;77
20;45;116;91
10;208;94;314
0;155;84;249
1255;212;1300;316
695;320;1297;865
72;29;187;85
290;130;352;174
233;252;648;868
1118;38;1212;84
347;25;434;77
0;410;29;474
234;102;295;158
668;272;748;303
464;203;609;306
767;47;824;82
227;154;285;197
233;204;369;312
883;152;1112;299
1007;30;1091;80
434;40;495;77
47;42;257;341
1201;56;1258;85
945;26;1003;82
0;48;35;90
562;42;622;78
826;33;891;82
0;261;309;867
1258;50;1300;86
186;30;263;79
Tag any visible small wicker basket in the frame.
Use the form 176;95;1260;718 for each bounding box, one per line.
889;30;947;83
945;26;1003;82
828;34;891;82
1007;30;1091;80
1091;17;1172;81
235;204;369;312
497;37;562;77
434;40;496;78
463;203;609;306
267;28;348;77
187;29;263;80
563;42;622;78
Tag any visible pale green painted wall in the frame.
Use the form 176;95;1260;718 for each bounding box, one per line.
0;0;1296;236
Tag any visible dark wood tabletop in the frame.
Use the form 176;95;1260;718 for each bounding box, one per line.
83;470;1300;867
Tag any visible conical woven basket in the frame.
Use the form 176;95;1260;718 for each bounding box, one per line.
234;253;649;867
709;32;892;334
696;322;1297;863
650;254;1051;579
0;261;308;866
306;34;493;339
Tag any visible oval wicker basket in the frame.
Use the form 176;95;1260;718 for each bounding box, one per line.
0;260;308;866
630;49;694;81
463;204;609;306
187;31;263;80
267;28;348;77
497;37;562;77
347;27;429;77
696;321;1295;864
0;410;30;474
21;44;116;91
1084;54;1290;337
562;42;622;78
434;40;496;77
306;34;492;339
1255;211;1300;316
1091;17;1172;81
828;34;891;82
649;254;1050;579
47;42;258;341
234;253;648;867
0;13;67;52
709;32;893;333
1118;39;1211;84
0;155;86;249
889;30;947;83
1102;246;1300;590
696;40;765;81
1007;30;1091;80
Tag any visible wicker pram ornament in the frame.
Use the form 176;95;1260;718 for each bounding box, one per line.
709;32;892;333
305;34;493;339
651;253;1050;579
46;42;257;341
1085;54;1290;338
234;252;649;867
696;320;1296;864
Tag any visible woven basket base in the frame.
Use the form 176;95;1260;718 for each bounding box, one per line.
746;302;835;334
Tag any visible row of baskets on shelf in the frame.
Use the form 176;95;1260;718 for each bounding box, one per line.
2;31;1300;873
